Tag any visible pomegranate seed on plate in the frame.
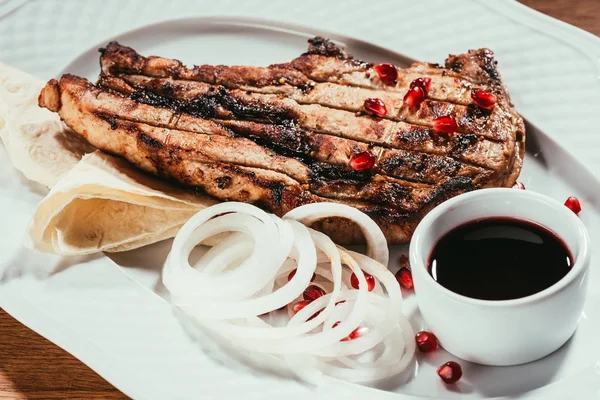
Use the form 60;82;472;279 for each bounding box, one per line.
350;271;376;291
363;98;387;117
373;63;398;84
399;254;409;267
332;321;369;341
410;77;432;94
349;151;376;171
437;361;462;384
433;115;458;134
415;331;438;352
471;89;497;109
292;300;310;314
395;267;413;289
564;196;582;215
288;269;316;282
512;181;526;190
303;284;326;301
403;86;425;109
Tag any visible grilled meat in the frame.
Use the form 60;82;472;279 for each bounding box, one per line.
38;38;525;244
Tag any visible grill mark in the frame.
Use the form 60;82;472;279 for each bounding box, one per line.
118;73;507;146
110;108;445;219
216;175;232;189
103;113;308;213
308;162;373;183
96;114;446;212
304;37;349;60
220;119;311;160
303;37;371;69
130;86;295;124
101;42;502;114
450;134;478;158
119;84;498;173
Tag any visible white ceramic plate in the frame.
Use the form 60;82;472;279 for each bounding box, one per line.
1;2;600;399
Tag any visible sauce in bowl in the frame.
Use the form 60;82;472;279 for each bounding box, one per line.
429;218;572;301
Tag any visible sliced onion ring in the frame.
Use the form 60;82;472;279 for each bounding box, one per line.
163;202;415;384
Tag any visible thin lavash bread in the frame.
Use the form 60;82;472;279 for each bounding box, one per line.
0;63;216;255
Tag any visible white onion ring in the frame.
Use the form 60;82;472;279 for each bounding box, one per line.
163;202;415;384
284;203;389;266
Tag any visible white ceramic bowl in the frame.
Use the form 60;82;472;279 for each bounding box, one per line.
409;188;590;366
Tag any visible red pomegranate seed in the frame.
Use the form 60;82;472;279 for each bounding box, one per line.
350;326;369;339
415;331;438;352
308;309;322;321
349;151;376;171
373;63;398;85
395;267;413;289
410;77;432;94
288;269;316;282
363;98;387;117
350;271;376;291
332;321;368;341
565;196;582;215
433;115;458;134
437;361;462;384
292;300;310;314
403;86;425;109
512;181;526;190
335;300;346;306
399;254;409;267
303;284;326;302
471;89;497;109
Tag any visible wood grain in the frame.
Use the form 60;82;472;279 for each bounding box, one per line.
518;0;600;37
1;2;599;398
0;309;128;399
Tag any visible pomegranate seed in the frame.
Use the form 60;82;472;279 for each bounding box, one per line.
433;115;458;134
363;98;387;117
373;63;398;85
288;269;316;282
512;181;526;190
332;321;368;341
350;326;369;339
471;89;496;109
303;284;326;302
415;331;438;352
399;254;409;267
565;196;582;215
395;267;413;289
409;77;432;94
403;86;425;109
349;151;376;171
335;300;346;306
437;361;462;384
308;309;322;321
350;271;376;291
292;300;310;314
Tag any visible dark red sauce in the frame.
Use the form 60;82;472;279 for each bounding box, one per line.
428;218;573;300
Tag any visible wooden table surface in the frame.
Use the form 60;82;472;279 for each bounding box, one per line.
1;1;599;399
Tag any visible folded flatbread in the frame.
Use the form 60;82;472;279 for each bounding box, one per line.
26;151;215;254
0;64;215;255
0;63;94;187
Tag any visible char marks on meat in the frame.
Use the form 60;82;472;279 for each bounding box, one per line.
38;37;525;244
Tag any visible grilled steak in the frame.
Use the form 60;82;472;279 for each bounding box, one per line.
38;37;525;244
